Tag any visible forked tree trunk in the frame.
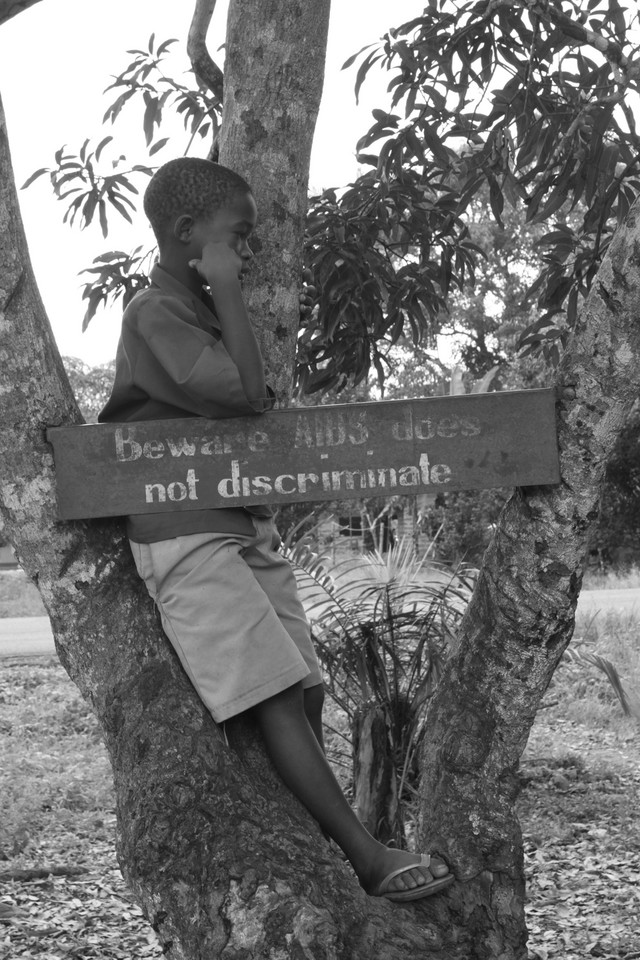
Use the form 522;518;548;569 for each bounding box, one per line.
0;94;449;960
3;1;640;957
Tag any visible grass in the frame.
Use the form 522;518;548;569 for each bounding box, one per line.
0;664;112;852
0;659;149;959
0;572;46;618
582;562;640;591
3;561;640;617
568;607;640;725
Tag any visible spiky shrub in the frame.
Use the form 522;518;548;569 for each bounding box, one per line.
287;535;474;846
560;639;640;723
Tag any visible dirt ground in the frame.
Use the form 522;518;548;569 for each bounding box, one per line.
0;657;638;960
519;711;639;960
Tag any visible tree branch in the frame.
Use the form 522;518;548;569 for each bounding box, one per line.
0;0;44;27
488;0;640;80
187;0;224;102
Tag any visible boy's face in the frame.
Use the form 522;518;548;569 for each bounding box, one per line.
190;191;258;276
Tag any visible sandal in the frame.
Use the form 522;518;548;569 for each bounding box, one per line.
370;853;454;902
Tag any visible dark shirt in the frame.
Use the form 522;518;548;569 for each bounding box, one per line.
99;264;273;541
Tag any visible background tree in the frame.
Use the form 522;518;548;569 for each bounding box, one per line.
592;403;640;568
383;190;554;566
62;357;116;421
300;0;640;389
3;2;640;960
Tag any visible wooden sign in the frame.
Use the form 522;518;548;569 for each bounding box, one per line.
46;389;560;521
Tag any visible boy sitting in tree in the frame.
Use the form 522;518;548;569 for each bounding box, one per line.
99;157;453;902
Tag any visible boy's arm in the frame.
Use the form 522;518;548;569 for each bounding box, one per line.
190;243;270;410
208;281;269;410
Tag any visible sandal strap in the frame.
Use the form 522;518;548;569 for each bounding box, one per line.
374;854;433;895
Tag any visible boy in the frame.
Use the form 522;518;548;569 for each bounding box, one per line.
99;157;453;902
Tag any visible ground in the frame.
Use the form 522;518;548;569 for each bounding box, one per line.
520;716;639;959
0;571;639;959
0;655;637;959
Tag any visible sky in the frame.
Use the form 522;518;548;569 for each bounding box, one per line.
0;0;426;366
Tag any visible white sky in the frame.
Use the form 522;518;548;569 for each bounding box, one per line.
0;0;425;365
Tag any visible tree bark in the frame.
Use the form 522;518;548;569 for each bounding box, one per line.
187;0;224;103
0;0;43;27
416;203;640;957
218;0;328;402
351;701;400;845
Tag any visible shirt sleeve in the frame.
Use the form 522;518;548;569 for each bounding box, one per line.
135;294;272;418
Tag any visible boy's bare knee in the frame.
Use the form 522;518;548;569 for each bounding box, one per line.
253;680;305;719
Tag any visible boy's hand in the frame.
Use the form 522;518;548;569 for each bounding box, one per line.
189;241;245;288
191;255;316;316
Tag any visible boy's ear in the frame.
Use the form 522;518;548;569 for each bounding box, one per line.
173;214;194;243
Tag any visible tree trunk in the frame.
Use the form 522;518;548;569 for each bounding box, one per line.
0;3;457;957
218;0;328;401
0;0;43;27
416;203;640;957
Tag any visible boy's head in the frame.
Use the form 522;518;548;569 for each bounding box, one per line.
144;158;253;247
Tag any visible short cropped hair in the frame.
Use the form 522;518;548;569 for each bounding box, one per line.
143;158;252;243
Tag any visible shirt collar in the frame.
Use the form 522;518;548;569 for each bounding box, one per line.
149;263;220;331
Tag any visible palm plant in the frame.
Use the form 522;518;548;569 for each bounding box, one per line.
286;533;474;847
561;641;640;721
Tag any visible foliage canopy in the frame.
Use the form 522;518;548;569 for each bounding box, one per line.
25;1;640;392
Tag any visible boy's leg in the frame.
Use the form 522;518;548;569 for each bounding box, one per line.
252;680;451;897
303;683;325;752
238;522;327;751
129;532;312;722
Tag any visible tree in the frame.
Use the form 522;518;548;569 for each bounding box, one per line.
2;3;640;960
301;0;640;389
591;403;640;568
62;357;116;421
382;191;554;567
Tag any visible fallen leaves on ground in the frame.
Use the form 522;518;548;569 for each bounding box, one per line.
1;659;639;958
521;716;640;960
0;840;162;958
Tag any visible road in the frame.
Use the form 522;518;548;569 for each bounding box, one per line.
0;617;57;658
1;588;639;659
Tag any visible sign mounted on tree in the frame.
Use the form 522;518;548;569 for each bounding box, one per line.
47;389;560;521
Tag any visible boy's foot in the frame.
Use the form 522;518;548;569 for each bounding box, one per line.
361;848;453;902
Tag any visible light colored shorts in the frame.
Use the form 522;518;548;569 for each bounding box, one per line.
129;518;322;722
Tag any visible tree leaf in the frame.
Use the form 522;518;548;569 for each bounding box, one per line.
107;194;134;224
342;42;376;71
488;177;504;227
95;136;113;162
21;168;48;189
354;50;383;104
148;138;169;157
98;198;109;238
156;37;178;57
142;92;159;146
420;122;450;165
